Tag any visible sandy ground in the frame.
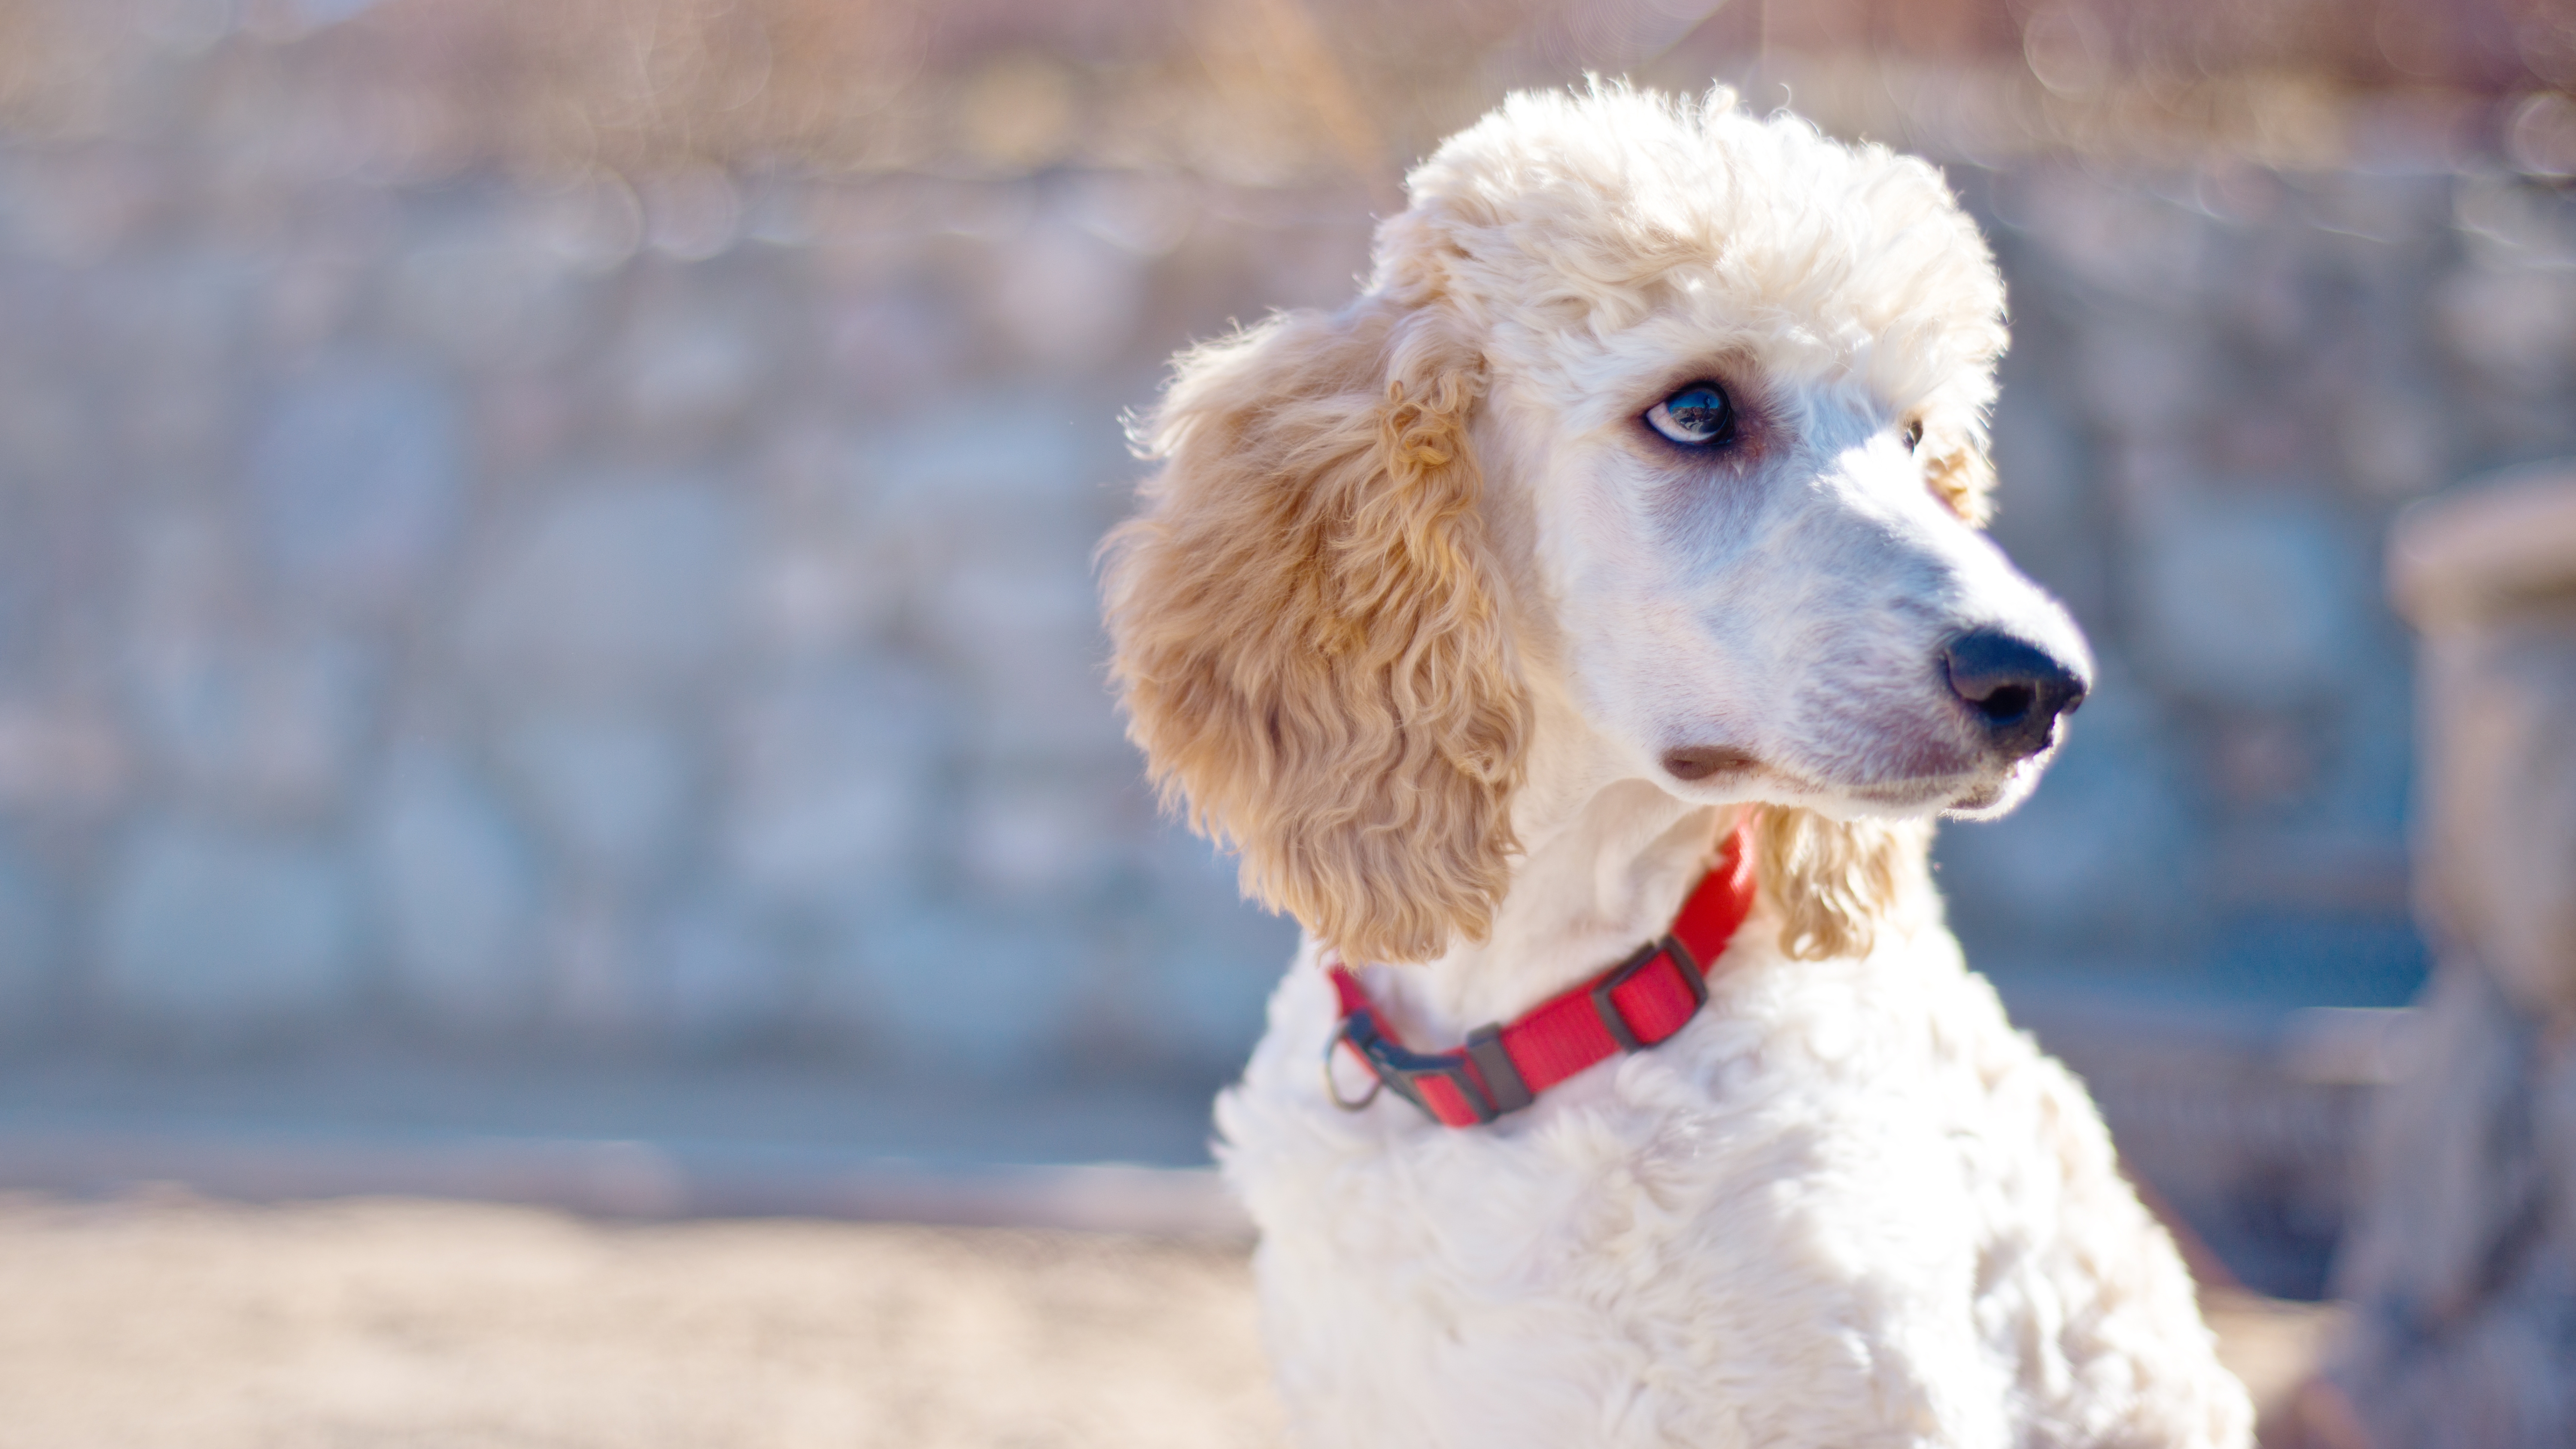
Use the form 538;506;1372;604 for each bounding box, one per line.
0;1193;2334;1449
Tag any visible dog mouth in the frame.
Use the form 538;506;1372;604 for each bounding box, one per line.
1659;745;1762;781
1661;744;1938;805
1659;740;2048;817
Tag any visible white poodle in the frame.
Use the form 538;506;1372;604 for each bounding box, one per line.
1102;85;2251;1448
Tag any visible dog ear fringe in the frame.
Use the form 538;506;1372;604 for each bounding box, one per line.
1750;806;1932;961
1928;442;1996;526
1101;298;1530;966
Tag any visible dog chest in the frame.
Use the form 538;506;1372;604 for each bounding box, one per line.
1216;947;2245;1448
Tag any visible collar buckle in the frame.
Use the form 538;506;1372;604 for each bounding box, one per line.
1332;1007;1500;1126
1589;933;1707;1053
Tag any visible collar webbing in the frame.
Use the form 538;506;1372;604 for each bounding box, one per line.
1324;819;1759;1127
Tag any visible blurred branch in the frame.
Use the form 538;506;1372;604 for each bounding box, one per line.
0;0;2558;182
1238;0;1403;210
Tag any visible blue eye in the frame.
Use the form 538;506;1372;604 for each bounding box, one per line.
1646;384;1735;447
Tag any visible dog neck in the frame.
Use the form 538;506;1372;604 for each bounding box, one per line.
1360;695;1748;1045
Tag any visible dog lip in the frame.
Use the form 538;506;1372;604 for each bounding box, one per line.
1844;779;1969;809
1661;745;1762;781
1945;780;2008;812
1837;767;2002;811
1856;756;2046;814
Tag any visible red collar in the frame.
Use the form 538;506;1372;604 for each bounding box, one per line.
1325;820;1759;1127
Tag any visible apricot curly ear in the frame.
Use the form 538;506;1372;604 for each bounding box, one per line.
1928;433;1996;526
1750;806;1932;960
1101;298;1528;965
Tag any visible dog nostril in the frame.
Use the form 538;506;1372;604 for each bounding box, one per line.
1940;629;2087;760
1975;683;2035;725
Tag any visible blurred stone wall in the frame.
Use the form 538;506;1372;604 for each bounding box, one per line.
1943;164;2576;1005
0;8;2572;1084
0;92;1370;1074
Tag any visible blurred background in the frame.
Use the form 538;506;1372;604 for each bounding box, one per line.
0;0;2570;1440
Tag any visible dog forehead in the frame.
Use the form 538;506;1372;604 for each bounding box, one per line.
1384;88;2008;402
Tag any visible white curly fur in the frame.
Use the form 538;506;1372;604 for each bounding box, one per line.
1118;85;2252;1448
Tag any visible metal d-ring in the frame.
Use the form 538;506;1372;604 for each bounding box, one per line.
1322;1024;1384;1111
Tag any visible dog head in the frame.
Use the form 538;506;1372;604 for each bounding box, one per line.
1103;86;2090;965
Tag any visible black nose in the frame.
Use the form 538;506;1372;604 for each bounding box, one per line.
1940;629;2088;760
